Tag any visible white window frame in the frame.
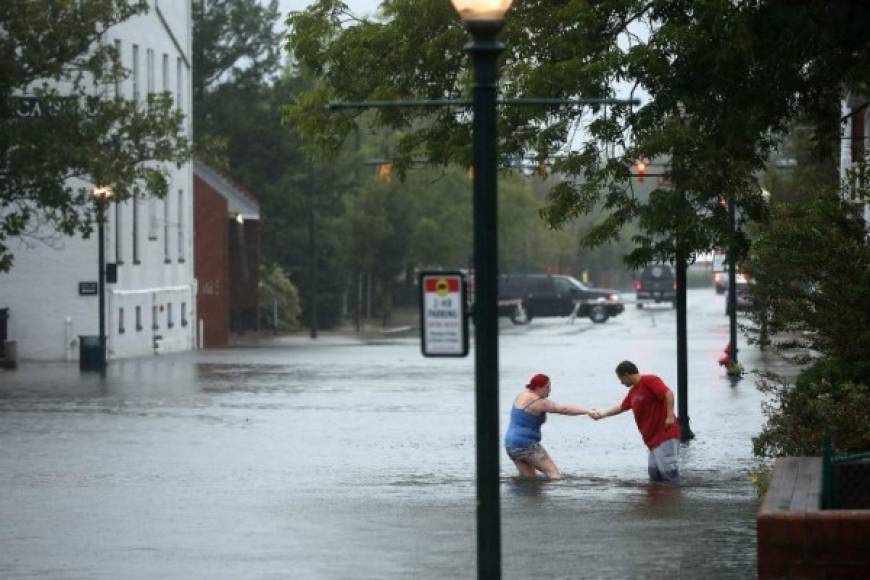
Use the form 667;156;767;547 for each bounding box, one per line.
146;48;154;97
162;53;169;94
163;192;171;262
176;57;183;112
113;39;122;99
115;200;123;263
132;44;140;103
177;188;185;261
132;192;140;264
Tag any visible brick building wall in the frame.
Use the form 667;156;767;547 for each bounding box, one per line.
758;457;870;579
193;174;229;348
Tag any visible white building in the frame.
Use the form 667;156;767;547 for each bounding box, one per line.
840;95;870;227
0;1;195;361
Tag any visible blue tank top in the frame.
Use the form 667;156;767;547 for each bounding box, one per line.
504;399;546;449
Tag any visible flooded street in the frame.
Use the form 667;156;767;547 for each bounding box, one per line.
0;289;794;579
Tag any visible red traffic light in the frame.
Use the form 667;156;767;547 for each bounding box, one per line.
635;160;647;182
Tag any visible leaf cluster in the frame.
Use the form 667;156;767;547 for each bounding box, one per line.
747;191;870;363
753;361;870;458
285;0;870;268
1;0;190;271
192;0;283;154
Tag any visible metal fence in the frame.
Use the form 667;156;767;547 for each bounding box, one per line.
821;435;870;509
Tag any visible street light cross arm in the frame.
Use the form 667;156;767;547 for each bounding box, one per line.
501;97;641;107
327;97;640;111
327;99;471;111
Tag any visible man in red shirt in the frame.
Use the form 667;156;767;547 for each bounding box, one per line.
591;360;682;482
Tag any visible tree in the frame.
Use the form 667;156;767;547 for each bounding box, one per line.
749;192;870;364
258;262;302;330
192;0;282;161
748;122;870;459
286;0;870;269
0;0;189;271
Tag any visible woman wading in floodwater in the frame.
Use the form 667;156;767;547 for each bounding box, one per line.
504;373;592;480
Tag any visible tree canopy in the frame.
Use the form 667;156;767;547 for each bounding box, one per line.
192;0;283;164
0;0;189;271
286;0;870;267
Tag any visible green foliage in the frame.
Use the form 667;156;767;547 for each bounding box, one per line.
192;0;282;157
1;0;190;271
750;463;773;497
286;0;870;269
258;263;302;330
753;361;870;458
749;122;870;460
747;191;870;362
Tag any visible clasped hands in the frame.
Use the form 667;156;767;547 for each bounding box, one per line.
588;409;604;420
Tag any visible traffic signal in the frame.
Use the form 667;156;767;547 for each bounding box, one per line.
377;162;392;183
635;159;647;182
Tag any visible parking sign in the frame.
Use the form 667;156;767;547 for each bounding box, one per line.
419;271;469;357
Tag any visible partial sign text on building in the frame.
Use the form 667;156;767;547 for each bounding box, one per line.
419;271;468;357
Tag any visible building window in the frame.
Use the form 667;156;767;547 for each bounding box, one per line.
163;192;171;262
167;303;174;329
136;306;142;331
113;39;122;99
176;57;183;112
132;193;140;264
177;188;184;261
162;53;169;94
181;302;188;327
146;48;154;98
152;305;159;330
148;193;158;240
118;307;125;334
114;199;123;264
132;44;140;103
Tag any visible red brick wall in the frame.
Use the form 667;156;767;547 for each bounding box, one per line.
194;175;229;348
758;512;870;579
757;457;870;579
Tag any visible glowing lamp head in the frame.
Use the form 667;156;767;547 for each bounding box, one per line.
93;186;113;200
450;0;513;21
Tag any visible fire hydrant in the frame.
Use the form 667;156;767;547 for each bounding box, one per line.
718;343;732;368
718;343;743;377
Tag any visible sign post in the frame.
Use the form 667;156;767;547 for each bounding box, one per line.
419;271;469;357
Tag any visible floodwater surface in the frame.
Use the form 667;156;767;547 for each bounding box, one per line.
0;290;793;579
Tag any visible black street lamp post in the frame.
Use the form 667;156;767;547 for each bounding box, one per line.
93;186;113;371
727;193;738;365
675;248;694;440
459;13;507;580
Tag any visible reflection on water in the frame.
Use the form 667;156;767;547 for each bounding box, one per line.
0;291;776;579
506;476;548;497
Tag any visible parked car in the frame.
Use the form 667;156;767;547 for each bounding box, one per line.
714;270;748;294
498;274;624;324
635;264;676;308
713;271;727;294
725;279;753;315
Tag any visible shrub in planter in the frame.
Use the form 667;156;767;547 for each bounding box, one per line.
753;358;870;458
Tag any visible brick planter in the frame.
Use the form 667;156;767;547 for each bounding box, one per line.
757;457;870;579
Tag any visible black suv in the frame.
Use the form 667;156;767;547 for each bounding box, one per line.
498;274;624;324
635;264;676;308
